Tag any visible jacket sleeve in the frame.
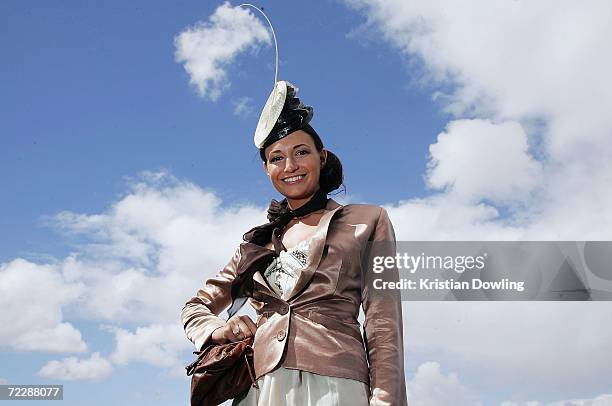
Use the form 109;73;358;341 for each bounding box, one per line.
362;207;409;406
180;247;241;351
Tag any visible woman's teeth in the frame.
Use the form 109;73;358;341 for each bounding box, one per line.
283;175;305;183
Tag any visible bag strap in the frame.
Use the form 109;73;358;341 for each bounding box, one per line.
185;350;204;376
244;353;259;389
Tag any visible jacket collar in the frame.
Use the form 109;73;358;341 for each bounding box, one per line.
251;198;344;301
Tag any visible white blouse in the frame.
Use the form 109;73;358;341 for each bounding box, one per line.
232;238;370;406
263;238;310;300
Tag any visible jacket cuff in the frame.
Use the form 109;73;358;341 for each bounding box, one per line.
193;318;226;351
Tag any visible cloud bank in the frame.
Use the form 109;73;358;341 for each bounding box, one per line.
347;0;612;240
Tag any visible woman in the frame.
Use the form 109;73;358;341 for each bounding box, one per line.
181;81;408;405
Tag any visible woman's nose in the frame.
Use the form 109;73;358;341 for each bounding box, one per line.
284;156;298;172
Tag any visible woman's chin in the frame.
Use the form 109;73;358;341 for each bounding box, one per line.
279;188;315;200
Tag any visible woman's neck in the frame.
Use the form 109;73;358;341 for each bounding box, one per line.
286;188;323;211
287;196;311;211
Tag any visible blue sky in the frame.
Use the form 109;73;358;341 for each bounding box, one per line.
2;1;612;405
1;0;443;261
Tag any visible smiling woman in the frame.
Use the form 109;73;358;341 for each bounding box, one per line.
181;80;408;405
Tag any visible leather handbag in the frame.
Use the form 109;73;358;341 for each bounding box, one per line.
185;336;259;406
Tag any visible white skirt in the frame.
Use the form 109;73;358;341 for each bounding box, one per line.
232;367;370;406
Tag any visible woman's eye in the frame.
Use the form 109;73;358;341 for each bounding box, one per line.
296;149;310;156
270;156;283;163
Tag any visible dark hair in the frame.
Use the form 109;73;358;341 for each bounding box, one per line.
259;124;345;194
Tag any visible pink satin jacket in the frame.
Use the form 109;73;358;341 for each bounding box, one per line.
181;199;408;405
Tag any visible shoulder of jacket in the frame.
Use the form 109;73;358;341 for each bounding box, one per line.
340;203;385;218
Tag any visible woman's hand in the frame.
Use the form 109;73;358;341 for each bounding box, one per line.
211;315;257;344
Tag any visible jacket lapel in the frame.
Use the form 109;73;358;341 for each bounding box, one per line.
285;199;343;301
252;264;278;297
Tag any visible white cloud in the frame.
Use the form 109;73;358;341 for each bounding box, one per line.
0;259;87;353
404;361;611;406
52;170;264;325
402;302;612;394
107;323;191;374
347;1;612;136
426;119;542;204
346;0;612;240
386;196;523;240
0;378;7;384
174;2;271;100
37;352;113;381
14;323;87;354
501;394;612;406
233;96;254;117
407;362;480;406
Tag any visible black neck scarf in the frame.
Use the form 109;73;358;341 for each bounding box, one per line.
227;189;329;318
242;188;329;249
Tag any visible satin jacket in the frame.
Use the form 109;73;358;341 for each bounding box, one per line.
181;199;408;405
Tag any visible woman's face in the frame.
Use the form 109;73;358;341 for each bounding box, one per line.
263;130;327;208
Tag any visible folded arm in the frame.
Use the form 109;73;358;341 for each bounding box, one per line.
180;247;241;351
